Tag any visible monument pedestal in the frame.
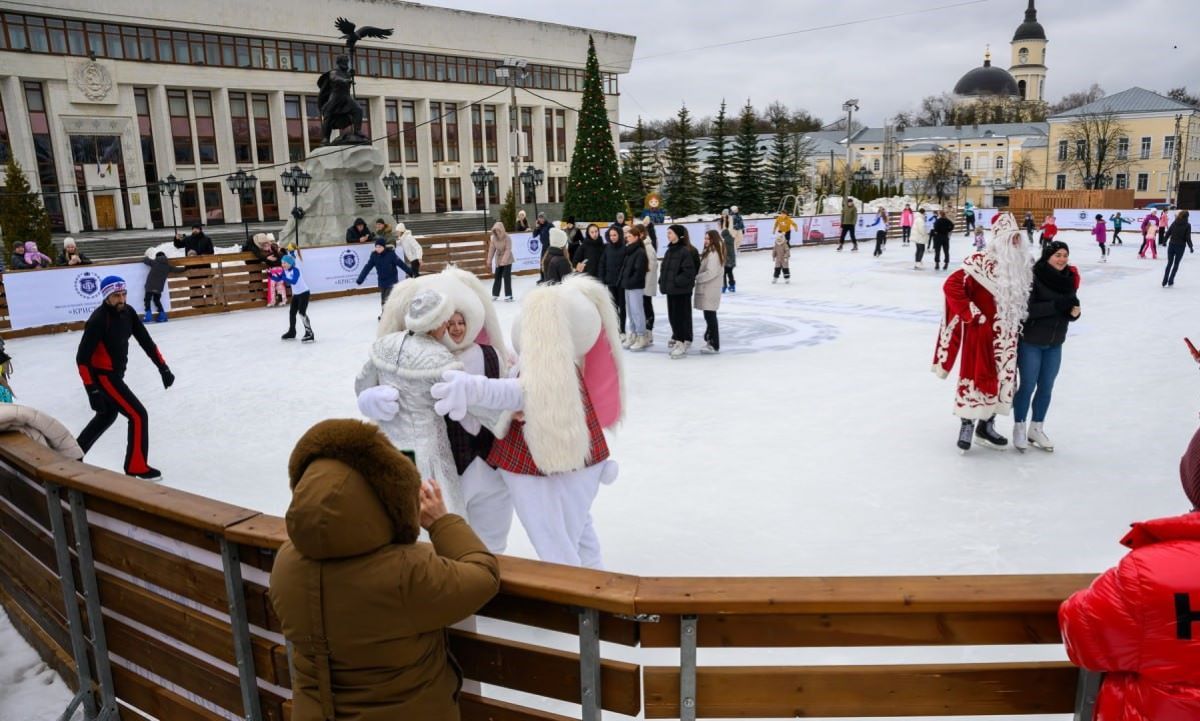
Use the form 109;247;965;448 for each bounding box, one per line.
280;144;394;248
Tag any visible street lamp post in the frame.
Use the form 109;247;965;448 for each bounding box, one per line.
852;167;873;197
841;99;859;202
382;171;403;223
470;165;496;233
496;58;528;220
279;165;312;251
224;169;258;246
519;164;544;222
157;174;185;239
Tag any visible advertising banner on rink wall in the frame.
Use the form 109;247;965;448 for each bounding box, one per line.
1053;208;1169;230
294;243;379;294
4;261;166;331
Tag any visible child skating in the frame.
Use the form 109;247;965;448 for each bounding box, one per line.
141;251;186;322
772;233;791;283
1093;214;1108;263
279;254;314;342
972;227;986;251
1140;212;1159;259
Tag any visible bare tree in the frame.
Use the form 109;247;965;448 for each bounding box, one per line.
915;93;957;127
1009;155;1039;189
1056;110;1131;187
918;149;957;204
1048;83;1105;115
1167;87;1200;108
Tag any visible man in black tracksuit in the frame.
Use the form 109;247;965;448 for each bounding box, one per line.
76;276;175;481
932;210;955;270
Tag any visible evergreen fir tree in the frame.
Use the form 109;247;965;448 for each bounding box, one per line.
661;104;702;218
0;158;52;257
499;187;517;232
620;117;658;215
562;36;623;222
730;101;765;213
763;115;794;209
701;100;733;213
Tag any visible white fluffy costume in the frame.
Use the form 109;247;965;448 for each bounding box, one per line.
358;267;514;549
432;274;624;568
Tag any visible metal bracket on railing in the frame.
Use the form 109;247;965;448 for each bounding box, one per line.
1073;669;1102;721
220;538;263;721
577;607;602;721
45;482;100;721
680;615;698;721
613;612;661;623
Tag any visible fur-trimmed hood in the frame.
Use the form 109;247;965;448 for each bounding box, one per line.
286;419;421;559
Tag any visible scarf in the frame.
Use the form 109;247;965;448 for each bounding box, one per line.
1033;262;1076;296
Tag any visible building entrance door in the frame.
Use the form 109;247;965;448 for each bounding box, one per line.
94;196;118;230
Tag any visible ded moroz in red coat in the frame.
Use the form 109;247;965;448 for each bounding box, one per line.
1058;427;1200;721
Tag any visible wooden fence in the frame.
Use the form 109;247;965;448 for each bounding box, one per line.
1005;189;1137;221
0;431;1100;721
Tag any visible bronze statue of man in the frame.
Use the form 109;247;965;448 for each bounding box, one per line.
317;55;366;145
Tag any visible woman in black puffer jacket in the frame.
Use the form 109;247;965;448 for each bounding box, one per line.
597;225;627;336
1012;240;1080;452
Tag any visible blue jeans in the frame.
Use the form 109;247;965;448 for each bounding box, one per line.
1013;341;1063;423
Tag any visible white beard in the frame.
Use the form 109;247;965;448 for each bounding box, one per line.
986;237;1034;336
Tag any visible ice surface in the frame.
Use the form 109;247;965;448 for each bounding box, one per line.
3;230;1193;720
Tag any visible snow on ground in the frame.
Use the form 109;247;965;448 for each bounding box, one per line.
0;606;80;720
2;230;1194;720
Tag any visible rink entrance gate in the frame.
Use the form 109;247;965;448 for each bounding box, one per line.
0;432;1102;720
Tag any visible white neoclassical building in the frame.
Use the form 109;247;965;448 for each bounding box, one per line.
0;1;636;232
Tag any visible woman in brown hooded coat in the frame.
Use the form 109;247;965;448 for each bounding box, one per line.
269;419;500;721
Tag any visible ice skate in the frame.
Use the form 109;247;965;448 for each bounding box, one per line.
621;333;633;349
670;341;690;359
301;330;315;343
505;296;515;302
772;277;778;284
957;419;974;451
143;310;154;323
629;333;649;351
785;277;790;284
1012;422;1028;452
1027;422;1054;452
974;417;1008;450
643;331;654;348
131;467;163;482
156;311;168;323
700;343;719;354
281;329;297;340
729;283;736;293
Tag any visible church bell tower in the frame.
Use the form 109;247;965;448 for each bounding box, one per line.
1009;0;1047;102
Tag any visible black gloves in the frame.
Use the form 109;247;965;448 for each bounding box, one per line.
86;386;107;412
160;366;175;389
1053;296;1077;314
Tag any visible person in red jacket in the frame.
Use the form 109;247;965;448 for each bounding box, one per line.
1058;427;1200;721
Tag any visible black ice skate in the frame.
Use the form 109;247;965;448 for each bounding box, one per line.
956;419;974;451
301;331;315;343
974;418;1008;450
281;329;297;340
131;467;162;482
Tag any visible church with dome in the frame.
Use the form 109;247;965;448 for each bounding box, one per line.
953;0;1047;103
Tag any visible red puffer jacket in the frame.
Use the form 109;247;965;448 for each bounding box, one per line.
1059;513;1200;720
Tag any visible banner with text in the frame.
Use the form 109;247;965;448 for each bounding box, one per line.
4;262;167;330
1053;208;1172;231
296;244;380;294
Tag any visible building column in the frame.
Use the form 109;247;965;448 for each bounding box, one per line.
415;98;433;214
268;91;292;217
1;77;37;176
212;88;242;223
492;101;513;213
531;105;548;207
41;81;84;233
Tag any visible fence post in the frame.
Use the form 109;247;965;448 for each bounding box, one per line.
66;489;119;720
1073;669;1102;721
44;482;98;721
577;607;601;721
220;537;263;721
680;615;698;721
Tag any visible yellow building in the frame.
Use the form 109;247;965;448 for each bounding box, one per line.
1042;87;1200;205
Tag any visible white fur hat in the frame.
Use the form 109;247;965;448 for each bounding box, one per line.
549;226;568;250
404;289;453;334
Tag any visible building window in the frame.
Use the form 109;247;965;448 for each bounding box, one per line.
544;108;555;162
1075;139;1086;160
962;157;971;170
167;89;194;164
260;180;278;220
406;176;421;213
229;91;252;163
180;182;200;225
444;103;459;162
1055;174;1066;190
1140;137;1151;160
23;81;64;229
386;100;402;163
402;100;417;163
1164;135;1176;159
872;158;881;171
0;93;9;163
546;176;566;204
252;93;272;163
483;105;498;163
471;105;483;164
1115;173;1127;189
192;90;218;164
994;156;1004;169
357;98;371;140
305;95;322;151
284;94;304;161
134;87;162;227
434;178;447;212
1136;173;1148;191
429;101;444;162
555;109;566;163
448;177;463;211
1117;137;1128;159
1057;140;1068;162
202;181;225;223
520;107;533;162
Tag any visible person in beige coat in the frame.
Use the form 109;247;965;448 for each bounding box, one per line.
487;221;515;301
772;233;791;284
694;230;726;354
640;224;659;346
269;419;499;721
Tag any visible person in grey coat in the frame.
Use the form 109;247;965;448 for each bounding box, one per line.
694;230;726;355
141;251;186;322
721;226;737;293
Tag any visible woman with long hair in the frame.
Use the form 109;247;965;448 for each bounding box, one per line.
659;224;698;358
487;221;514;301
574;223;604;278
695;230;727;354
642;223;658;344
619;224;651;350
598;225;627;339
1163;210;1193;287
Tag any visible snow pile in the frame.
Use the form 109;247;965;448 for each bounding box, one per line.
142;241;248;260
0;607;76;720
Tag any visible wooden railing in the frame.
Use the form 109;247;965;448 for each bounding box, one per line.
0;431;1099;720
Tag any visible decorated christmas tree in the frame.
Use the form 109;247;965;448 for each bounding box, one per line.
662;104;701;218
0;158;53;257
701;100;733;213
562;36;623;222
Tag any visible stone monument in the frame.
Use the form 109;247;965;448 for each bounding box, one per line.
279;18;396;247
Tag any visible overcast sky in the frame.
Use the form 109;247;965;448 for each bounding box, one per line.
424;0;1200;128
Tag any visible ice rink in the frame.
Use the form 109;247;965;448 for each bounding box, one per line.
9;229;1194;578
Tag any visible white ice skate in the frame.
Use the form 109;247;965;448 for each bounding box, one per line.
1027;422;1054;452
1012;422;1028;452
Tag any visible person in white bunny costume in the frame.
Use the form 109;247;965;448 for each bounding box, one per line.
431;273;624;569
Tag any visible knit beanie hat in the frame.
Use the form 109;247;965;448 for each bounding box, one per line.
375;236;388;247
1181;426;1200;510
668;224;689;243
281;254;296;267
549;227;568;250
100;276;127;299
1039;240;1069;264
